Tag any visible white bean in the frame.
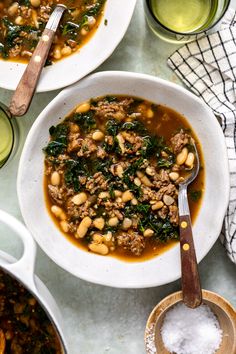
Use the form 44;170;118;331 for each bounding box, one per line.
146;166;155;176
116;165;124;178
108;217;119;227
76;217;92;238
93;217;105;230
88;243;109;255
53;46;61;60
163;195;175;206
92;233;103;243
141;175;153;187
15;16;23;25
131;198;138;205
99;191;109;199
134;177;141;186
71;192;87;205
60;221;69;233
8;2;19;16
76;102;90;113
87;16;96;26
51;171;60;186
146;109;154;118
143;229;154;237
151;201;164;210
122;190;134;203
169;172;179;181
30;0;41;7
92;130;104;141
103;231;112;243
185;152;195;167
51;205;66;220
81;27;89;36
114;190;122;197
61;46;72;56
122;218;132;230
176;147;188;165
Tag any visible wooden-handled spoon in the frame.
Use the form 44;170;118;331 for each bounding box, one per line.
9;4;66;117
178;142;202;308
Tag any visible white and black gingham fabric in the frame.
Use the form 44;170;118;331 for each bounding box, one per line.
167;9;236;264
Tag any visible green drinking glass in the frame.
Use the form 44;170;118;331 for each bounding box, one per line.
144;0;231;43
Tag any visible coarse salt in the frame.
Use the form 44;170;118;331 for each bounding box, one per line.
145;323;157;354
161;303;223;354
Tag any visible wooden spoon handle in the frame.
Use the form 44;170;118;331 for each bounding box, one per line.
9;5;66;117
179;214;202;308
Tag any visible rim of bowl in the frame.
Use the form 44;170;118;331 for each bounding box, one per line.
17;71;230;288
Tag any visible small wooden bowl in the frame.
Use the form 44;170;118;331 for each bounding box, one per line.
145;290;236;354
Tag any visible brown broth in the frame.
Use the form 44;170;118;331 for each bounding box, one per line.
44;98;205;262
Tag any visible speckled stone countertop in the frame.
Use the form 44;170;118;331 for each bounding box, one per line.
0;1;236;353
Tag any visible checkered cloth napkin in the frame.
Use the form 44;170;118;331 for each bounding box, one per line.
167;9;236;264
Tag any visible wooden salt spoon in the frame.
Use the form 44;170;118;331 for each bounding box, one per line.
178;142;202;308
9;4;66;117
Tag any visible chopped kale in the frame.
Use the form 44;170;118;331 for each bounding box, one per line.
157;157;174;168
64;158;90;192
19;0;30;5
1;18;40;58
122;158;144;197
61;22;79;38
139;214;179;242
73;111;96;133
44;141;66;157
106;119;121;136
121;120;147;136
49;124;68;144
85;1;105;16
44;124;68;156
95;159;113;178
141;135;158;157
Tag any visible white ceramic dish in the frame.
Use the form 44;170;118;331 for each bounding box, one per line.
17;71;230;288
0;0;136;92
0;209;68;352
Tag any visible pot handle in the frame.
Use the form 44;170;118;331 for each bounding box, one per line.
0;210;37;290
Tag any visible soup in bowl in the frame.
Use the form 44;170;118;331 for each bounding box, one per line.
43;95;204;262
17;71;229;288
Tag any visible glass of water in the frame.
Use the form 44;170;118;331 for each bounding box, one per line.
144;0;231;43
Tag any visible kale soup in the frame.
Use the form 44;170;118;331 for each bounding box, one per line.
43;95;204;262
0;0;106;63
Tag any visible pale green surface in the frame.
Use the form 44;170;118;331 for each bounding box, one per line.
0;1;236;353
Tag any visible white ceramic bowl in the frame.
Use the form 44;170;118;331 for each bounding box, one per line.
0;0;136;92
17;71;230;288
0;209;68;352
